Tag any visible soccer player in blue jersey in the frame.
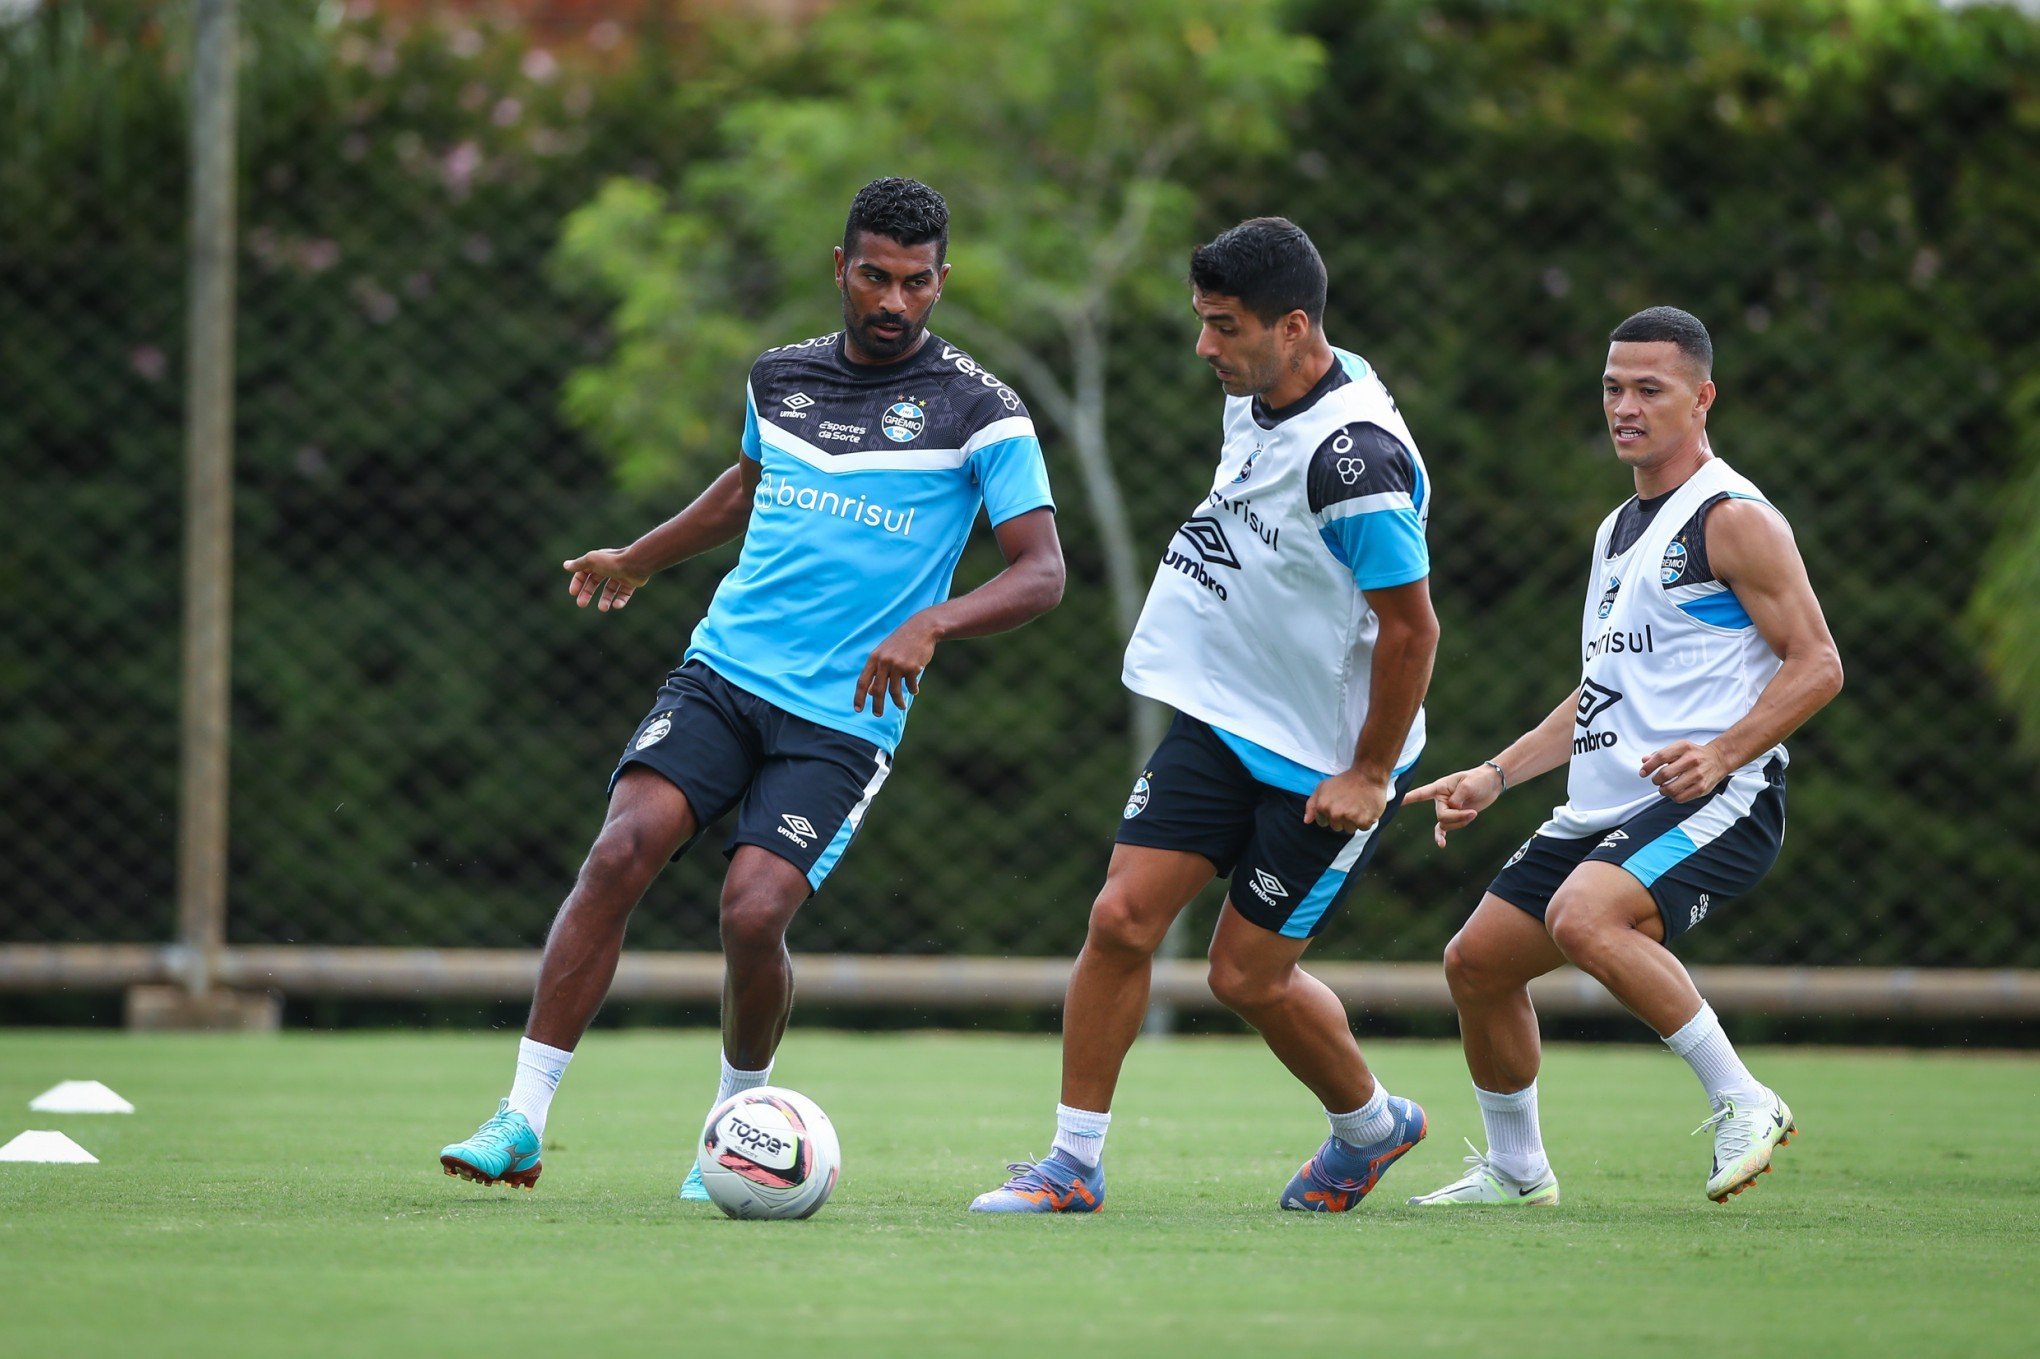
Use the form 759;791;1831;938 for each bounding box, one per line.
439;178;1064;1192
971;218;1440;1215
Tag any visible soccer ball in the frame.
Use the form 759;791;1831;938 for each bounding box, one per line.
696;1087;841;1220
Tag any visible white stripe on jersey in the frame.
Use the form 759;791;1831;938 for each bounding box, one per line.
756;416;974;472
1319;490;1415;521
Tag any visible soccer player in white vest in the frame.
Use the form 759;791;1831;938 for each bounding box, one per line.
971;218;1441;1214
1405;307;1843;1206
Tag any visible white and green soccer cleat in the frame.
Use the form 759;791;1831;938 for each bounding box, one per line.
1696;1089;1795;1203
1407;1140;1559;1206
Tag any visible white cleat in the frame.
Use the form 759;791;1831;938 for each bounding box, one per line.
1697;1089;1795;1203
1407;1140;1559;1206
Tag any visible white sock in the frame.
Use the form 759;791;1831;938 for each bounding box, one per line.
1475;1082;1550;1184
1665;1003;1765;1106
1051;1103;1111;1168
1326;1083;1394;1146
715;1052;773;1109
506;1037;574;1140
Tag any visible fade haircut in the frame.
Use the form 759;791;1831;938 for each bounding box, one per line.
1610;306;1713;377
1189;217;1327;327
843;177;949;265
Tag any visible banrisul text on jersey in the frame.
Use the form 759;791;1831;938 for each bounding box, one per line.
685;332;1054;753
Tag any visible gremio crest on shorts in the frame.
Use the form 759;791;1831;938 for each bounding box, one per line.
1123;773;1152;819
635;714;673;750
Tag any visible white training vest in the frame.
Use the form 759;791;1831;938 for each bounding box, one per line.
1544;455;1786;838
1121;353;1428;777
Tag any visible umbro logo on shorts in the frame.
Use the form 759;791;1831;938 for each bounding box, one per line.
1600;829;1629;847
1249;869;1289;905
778;813;817;849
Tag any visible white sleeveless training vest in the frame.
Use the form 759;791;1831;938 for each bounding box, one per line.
1543;455;1786;838
1121;352;1428;777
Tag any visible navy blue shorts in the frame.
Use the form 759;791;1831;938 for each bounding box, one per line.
1488;757;1786;942
612;661;892;892
1114;712;1414;940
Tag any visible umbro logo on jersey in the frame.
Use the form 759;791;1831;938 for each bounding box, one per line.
1173;518;1241;570
777;813;817;849
1575;678;1623;726
1573;679;1624;754
1249;869;1289;904
781;392;814;418
1162;517;1241;600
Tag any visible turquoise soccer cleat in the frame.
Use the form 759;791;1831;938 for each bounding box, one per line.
439;1100;542;1190
1280;1095;1428;1212
678;1161;711;1201
967;1150;1106;1214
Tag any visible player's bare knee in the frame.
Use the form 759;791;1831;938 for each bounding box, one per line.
1545;897;1618;972
1206;954;1287;1015
719;892;793;963
1443;932;1506;1001
1085;887;1169;958
578;821;667;894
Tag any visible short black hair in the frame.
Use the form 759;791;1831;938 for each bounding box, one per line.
843;177;948;265
1610;306;1713;376
1189;217;1327;326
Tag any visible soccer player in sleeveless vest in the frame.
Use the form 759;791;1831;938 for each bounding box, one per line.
970;219;1441;1215
437;179;1064;1193
1405;308;1843;1207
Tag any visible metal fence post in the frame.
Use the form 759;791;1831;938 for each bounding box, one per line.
169;0;238;1009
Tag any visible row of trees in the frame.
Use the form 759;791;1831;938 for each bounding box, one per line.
5;0;2036;969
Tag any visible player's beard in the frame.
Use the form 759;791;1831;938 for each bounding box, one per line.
847;306;923;361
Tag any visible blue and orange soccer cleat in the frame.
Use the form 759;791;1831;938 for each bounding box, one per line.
967;1150;1106;1214
1280;1095;1428;1212
439;1100;542;1190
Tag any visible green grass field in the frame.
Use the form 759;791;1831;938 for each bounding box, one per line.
1;1030;2033;1358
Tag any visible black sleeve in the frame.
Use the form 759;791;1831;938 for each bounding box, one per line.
1305;422;1416;515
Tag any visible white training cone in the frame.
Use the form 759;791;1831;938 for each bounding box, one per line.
0;1130;98;1163
29;1080;135;1114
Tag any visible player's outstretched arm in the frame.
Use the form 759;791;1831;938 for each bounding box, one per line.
1407;685;1580;848
1305;577;1440;834
853;507;1065;716
1639;500;1843;802
562;460;757;612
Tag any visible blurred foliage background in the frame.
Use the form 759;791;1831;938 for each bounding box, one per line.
3;0;2037;973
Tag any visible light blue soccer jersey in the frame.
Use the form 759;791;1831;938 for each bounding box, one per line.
685;332;1053;752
